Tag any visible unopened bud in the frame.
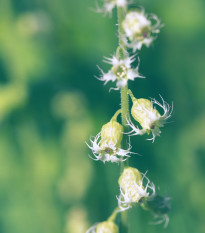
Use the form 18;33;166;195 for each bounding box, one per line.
118;167;144;203
100;120;123;148
131;98;161;132
119;167;142;189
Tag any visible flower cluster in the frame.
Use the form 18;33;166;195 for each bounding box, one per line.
86;0;172;231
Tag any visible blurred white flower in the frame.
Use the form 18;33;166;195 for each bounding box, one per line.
122;10;162;51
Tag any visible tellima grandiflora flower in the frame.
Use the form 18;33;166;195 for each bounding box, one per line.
86;110;132;163
86;221;119;233
127;90;173;142
97;49;144;90
122;10;162;51
117;167;155;211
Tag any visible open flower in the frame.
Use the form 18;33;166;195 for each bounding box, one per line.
86;221;119;233
122;10;162;51
117;167;155;211
96;0;127;16
127;91;173;142
97;51;144;89
86;119;131;163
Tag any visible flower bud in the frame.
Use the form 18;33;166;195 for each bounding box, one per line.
117;167;155;211
96;221;119;233
118;167;145;203
86;116;131;163
131;98;161;132
100;120;123;148
119;167;142;187
127;90;173;141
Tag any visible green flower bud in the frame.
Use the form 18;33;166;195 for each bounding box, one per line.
118;167;144;203
118;167;155;211
118;167;142;189
96;221;119;233
131;98;161;132
100;120;123;148
127;90;173;142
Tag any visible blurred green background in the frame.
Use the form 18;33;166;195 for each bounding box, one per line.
0;0;205;232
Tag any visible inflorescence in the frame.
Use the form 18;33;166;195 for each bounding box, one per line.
86;0;172;232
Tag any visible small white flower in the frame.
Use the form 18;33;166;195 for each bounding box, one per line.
95;0;127;16
122;10;162;51
117;167;155;211
86;132;131;163
97;51;144;89
128;94;173;142
86;119;133;163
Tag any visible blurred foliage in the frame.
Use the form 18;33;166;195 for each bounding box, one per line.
0;0;205;233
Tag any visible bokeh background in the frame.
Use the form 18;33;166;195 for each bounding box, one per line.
0;0;205;232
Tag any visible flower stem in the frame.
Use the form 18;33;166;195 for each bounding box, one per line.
111;109;122;121
108;207;120;222
117;6;129;233
127;89;136;102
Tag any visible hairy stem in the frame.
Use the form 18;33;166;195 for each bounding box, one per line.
117;6;129;233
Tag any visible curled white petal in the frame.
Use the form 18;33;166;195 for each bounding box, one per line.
126;117;146;136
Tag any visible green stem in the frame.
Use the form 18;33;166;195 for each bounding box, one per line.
117;7;126;52
127;89;136;102
111;109;122;121
117;6;129;233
